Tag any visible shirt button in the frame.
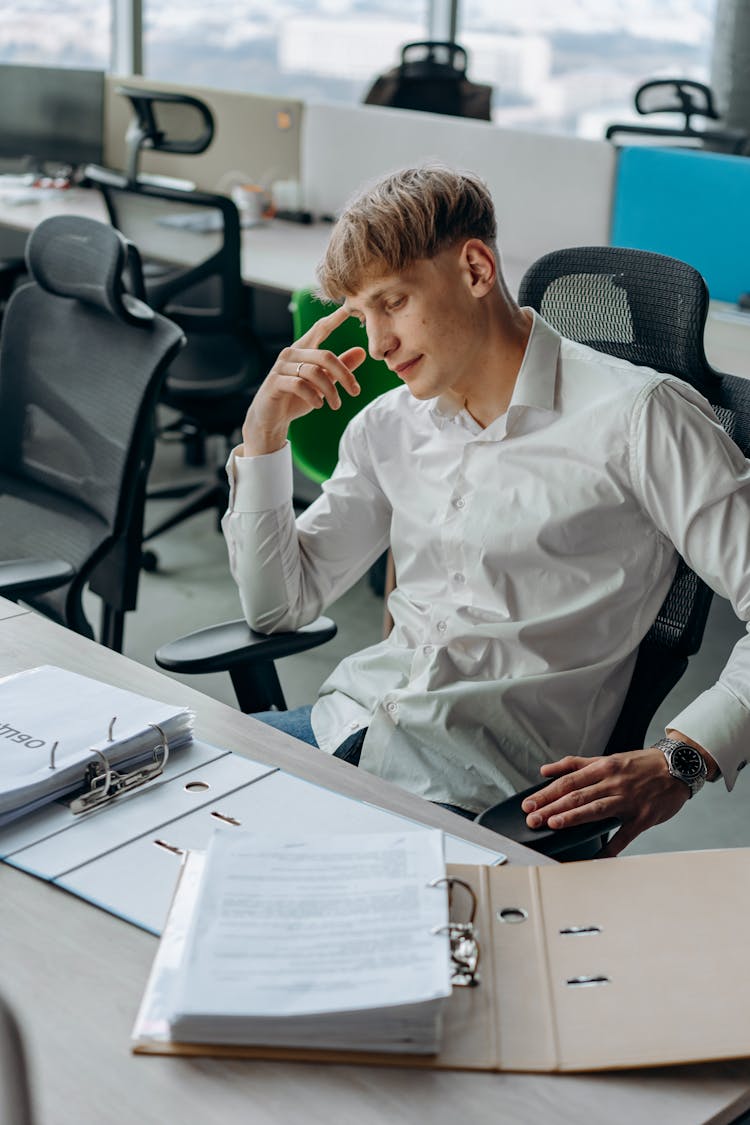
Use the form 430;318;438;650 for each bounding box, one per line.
454;497;466;509
453;572;465;584
423;644;434;655
385;700;398;714
349;721;359;731
437;620;447;633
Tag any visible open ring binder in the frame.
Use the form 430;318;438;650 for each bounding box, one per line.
428;876;480;987
69;722;171;814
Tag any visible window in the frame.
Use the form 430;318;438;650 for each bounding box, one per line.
144;1;429;102
0;0;722;142
0;0;110;69
459;0;718;137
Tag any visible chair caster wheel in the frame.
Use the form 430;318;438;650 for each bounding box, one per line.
141;550;159;572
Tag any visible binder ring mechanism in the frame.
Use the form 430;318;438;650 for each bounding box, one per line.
67;720;170;815
428;877;480;987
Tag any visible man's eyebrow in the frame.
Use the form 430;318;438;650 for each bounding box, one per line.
344;287;395;317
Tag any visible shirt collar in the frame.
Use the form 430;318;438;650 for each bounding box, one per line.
429;309;561;435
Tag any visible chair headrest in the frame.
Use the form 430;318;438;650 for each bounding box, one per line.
25;215;154;326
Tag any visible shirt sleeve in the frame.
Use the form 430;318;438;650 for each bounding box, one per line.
221;414;392;634
630;377;750;790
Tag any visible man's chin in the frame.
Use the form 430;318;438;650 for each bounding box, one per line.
402;383;440;402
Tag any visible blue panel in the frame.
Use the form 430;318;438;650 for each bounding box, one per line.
611;146;750;304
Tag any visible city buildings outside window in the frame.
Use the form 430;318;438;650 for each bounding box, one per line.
0;0;109;69
1;1;719;141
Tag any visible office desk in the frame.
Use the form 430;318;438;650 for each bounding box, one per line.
1;186;748;378
0;185;329;294
2;603;750;1125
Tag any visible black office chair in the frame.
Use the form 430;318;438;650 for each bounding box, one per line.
0;559;74;600
605;78;748;154
155;246;748;857
0;214;184;649
476;246;748;856
86;88;263;559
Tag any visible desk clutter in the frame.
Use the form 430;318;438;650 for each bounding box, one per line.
0;668;505;936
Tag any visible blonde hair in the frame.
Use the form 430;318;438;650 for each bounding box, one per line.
317;164;498;300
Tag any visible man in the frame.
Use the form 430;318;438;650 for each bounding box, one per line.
223;164;750;855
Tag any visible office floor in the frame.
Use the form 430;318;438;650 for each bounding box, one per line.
98;434;750;860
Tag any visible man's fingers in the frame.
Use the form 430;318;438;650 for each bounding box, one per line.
295;304;351;349
290;348;362;399
286;361;341;411
340;346;367;372
539;756;590;777
279;374;325;411
526;784;616;829
522;757;603;813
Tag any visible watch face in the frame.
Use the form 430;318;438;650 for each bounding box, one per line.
671;744;703;780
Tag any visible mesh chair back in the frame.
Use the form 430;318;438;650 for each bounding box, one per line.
518;245;741;752
0;217;180;524
519;245;718;397
0;215;184;638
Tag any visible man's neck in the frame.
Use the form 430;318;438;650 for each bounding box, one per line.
461;305;533;429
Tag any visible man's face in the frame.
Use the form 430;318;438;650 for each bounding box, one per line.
343;246;486;406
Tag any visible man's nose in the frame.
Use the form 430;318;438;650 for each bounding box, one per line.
367;321;396;362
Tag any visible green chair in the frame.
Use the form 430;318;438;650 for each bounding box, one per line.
288;288;400;483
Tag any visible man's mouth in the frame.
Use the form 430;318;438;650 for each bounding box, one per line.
394;355;423;377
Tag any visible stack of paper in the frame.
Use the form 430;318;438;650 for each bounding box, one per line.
0;665;194;825
164;829;452;1054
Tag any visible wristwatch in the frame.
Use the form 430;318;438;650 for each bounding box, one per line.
655;736;707;798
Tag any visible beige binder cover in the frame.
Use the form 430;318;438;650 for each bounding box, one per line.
133;847;750;1072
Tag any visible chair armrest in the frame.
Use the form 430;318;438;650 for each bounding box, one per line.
0;558;74;599
476;781;621;859
155;616;337;675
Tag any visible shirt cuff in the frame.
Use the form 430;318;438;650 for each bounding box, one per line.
226;442;293;513
668;683;750;791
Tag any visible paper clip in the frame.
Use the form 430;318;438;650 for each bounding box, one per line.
428;876;481;987
69;722;170;815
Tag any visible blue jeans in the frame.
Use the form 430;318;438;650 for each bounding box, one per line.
252;704;475;820
253;704;365;762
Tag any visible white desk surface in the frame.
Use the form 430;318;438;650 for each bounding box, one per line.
1;187;748;377
0;185;329;295
2;602;750;1125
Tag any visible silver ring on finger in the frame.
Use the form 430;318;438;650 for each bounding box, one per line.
295;361;305;377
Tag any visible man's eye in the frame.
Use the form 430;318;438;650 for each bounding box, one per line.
387;297;405;311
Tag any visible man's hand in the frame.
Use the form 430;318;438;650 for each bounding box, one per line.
521;747;691;857
242;305;367;457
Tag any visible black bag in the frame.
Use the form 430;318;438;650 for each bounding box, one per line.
363;41;492;122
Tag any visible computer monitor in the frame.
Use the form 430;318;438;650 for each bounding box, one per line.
0;63;104;169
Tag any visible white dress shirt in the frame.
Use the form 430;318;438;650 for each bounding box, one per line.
223;311;750;813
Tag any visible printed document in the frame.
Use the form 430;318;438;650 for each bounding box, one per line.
166;829;451;1052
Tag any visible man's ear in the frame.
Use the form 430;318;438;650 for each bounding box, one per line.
460;238;497;297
